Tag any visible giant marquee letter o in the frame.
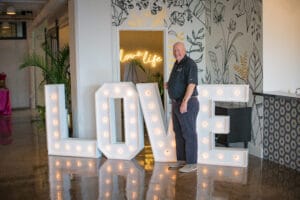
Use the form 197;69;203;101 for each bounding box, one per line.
95;82;144;160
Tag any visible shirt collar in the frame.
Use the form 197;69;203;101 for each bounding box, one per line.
176;55;188;65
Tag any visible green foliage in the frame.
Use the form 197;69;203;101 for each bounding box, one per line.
20;44;71;119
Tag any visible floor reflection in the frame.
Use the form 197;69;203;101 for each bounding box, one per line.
1;110;300;200
0;115;12;145
48;156;249;200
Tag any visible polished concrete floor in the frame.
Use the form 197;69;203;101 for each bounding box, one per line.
0;110;299;200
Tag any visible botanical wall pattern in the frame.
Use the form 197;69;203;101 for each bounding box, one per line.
111;0;263;157
205;0;263;157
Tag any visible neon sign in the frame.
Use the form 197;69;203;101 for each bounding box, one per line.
119;49;163;67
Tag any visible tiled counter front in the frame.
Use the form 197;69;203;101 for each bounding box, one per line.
262;94;300;171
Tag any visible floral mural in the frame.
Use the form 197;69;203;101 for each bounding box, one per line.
111;0;263;157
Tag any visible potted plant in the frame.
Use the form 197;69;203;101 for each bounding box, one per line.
20;44;71;122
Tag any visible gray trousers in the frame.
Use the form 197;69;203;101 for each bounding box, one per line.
172;97;199;164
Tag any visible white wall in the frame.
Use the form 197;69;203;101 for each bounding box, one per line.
0;40;30;108
69;0;113;138
263;0;300;93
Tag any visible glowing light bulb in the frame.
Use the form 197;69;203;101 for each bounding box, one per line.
117;148;124;154
66;161;71;167
114;87;120;94
218;154;224;160
201;89;209;97
106;166;112;172
234;88;241;97
77;161;82;167
118;164;123;171
55;161;60;167
202;137;209;144
87;146;93;152
130;132;137;139
201;120;209;128
216;121;223;129
102;116;109;124
76;145;82;152
216;88;224;96
145;90;152;97
201;105;209;112
218;169;223;176
154;128;162;135
65;144;70;151
105;192;110;197
233;155;240;161
129;146;136;152
151;115;158;122
130;168;135;174
148;102;155;110
167;174;174;181
234;170;240;176
54;143;60;149
202;152;209;159
164;149;170;156
127;89;134;97
102;103;108;110
103;90;109;96
202;182;207;188
51;93;58;100
130;117;136;124
52;107;58;113
88;162;93;168
105;145;111;151
53;119;59;126
171;140;176;147
103;131;109;138
56;172;61;180
132;192;137;199
202;168;208;175
53;131;59;138
105;179;111;184
129;104;136;110
158;141;164;148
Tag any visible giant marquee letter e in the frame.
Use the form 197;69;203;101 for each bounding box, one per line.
197;85;249;167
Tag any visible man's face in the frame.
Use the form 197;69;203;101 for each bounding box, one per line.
173;43;186;62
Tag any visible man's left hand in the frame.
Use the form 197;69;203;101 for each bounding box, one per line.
180;101;188;113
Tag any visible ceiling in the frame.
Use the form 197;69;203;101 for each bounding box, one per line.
0;0;49;20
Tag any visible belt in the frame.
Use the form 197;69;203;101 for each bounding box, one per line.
171;96;198;103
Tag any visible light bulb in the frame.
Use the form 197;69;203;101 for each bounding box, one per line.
216;88;224;96
51;93;58;100
201;120;209;128
234;89;241;97
145;90;152;97
201;89;209;97
52;107;58;113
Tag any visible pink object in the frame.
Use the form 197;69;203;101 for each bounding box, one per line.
0;88;12;115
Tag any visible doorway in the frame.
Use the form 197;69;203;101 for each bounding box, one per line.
114;29;167;143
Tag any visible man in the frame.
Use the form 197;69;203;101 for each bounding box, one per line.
166;42;199;173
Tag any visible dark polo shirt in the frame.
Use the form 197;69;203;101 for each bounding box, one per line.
168;55;198;101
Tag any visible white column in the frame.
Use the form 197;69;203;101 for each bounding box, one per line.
69;0;113;138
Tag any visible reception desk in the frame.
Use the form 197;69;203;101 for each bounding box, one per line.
0;88;11;115
254;91;300;172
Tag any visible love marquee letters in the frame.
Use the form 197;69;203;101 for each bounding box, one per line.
45;82;249;167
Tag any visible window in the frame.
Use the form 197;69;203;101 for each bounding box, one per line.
0;21;27;39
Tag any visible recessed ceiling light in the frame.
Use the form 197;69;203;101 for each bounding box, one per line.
7;6;16;15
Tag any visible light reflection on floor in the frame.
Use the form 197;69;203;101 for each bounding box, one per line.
48;155;248;200
0;110;299;200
